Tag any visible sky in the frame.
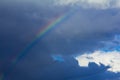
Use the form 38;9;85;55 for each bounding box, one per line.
1;0;120;80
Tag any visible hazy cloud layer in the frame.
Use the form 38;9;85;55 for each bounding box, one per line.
54;0;120;9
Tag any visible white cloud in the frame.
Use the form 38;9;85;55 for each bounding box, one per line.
75;50;120;73
54;0;120;9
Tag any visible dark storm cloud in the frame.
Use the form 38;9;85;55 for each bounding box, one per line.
8;55;120;80
0;0;120;80
0;0;56;77
0;1;70;79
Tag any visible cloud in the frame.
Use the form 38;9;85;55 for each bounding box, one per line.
42;8;120;55
54;0;120;9
11;54;120;80
1;1;120;80
76;50;120;73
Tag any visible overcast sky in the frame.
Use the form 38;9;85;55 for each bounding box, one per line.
0;0;120;80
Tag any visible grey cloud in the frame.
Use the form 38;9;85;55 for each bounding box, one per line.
42;8;120;55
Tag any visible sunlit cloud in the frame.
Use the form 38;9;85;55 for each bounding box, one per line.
76;50;120;73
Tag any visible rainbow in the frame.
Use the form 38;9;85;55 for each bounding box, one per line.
12;8;78;65
0;8;79;80
3;8;78;80
12;14;67;64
